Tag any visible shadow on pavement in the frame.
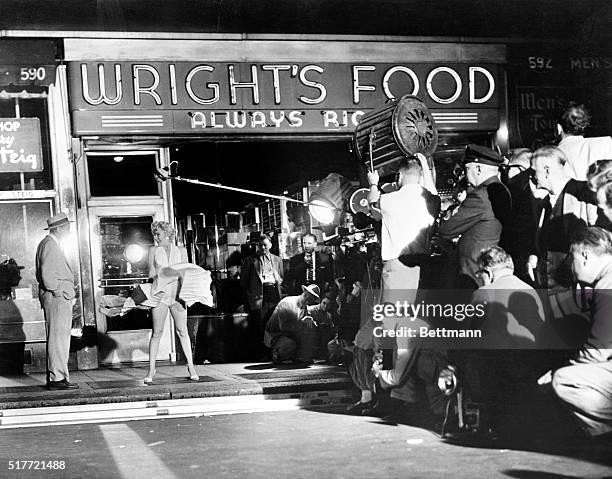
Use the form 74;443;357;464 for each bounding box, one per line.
303;400;612;471
243;362;315;371
502;469;611;479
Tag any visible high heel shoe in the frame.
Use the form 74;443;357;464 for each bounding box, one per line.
144;370;155;384
187;366;199;381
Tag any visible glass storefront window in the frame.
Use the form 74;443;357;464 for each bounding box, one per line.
99;216;155;331
88;153;160;197
0;200;53;296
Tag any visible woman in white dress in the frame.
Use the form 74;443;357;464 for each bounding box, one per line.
144;221;199;383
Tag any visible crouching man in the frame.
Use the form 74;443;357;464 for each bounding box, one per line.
539;227;612;438
264;284;321;364
370;314;449;426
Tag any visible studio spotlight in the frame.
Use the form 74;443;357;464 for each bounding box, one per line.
308;199;336;225
307;173;355;226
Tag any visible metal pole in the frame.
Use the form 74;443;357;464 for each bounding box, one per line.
166;175;340;212
368;130;376;172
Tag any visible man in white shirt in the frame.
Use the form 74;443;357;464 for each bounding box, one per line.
365;155;442;421
557;103;612;181
367;154;439;303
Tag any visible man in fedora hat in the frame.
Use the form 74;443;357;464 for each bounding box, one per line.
35;212;78;390
263;284;321;364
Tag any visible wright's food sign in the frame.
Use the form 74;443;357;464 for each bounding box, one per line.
0;119;43;173
69;62;502;135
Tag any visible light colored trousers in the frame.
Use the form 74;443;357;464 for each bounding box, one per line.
552;360;612;436
381;259;420;303
378;259;421;352
41;292;72;382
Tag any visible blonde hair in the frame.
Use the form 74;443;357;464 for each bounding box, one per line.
151;221;175;239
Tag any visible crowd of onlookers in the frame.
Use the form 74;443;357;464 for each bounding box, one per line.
214;102;612;444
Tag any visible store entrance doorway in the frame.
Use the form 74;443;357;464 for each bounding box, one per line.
88;204;175;364
79;149;175;365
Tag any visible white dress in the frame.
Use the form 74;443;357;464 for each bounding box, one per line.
151;245;182;306
120;246;214;314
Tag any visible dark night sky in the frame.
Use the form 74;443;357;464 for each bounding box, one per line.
1;1;610;45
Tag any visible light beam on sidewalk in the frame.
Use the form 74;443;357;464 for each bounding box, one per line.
99;423;178;479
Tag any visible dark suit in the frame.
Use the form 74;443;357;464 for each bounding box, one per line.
483;176;512;250
505;171;543;283
437;183;502;287
241;253;283;357
534;179;598;289
35;235;75;382
284;251;332;296
241;253;283;311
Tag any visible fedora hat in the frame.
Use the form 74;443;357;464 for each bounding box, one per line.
44;212;72;230
301;284;321;300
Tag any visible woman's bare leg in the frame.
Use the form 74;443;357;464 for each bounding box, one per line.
170;302;198;378
146;303;169;379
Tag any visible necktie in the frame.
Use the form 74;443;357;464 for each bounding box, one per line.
305;253;314;282
265;254;274;280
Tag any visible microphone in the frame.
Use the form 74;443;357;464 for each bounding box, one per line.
154;167;170;182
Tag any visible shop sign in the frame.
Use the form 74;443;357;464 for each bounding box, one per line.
514;86;587;147
0;118;44;172
69;62;502;135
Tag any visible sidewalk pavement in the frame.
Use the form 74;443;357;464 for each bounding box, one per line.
0;361;354;410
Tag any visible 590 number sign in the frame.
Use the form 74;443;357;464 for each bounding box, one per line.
20;67;47;81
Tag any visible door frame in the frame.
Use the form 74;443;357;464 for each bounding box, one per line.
74;145;176;365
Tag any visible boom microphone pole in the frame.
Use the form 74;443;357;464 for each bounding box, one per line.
154;167;341;212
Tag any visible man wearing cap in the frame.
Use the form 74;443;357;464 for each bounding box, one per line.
263;284;321;363
437;144;511;288
35;212;78;390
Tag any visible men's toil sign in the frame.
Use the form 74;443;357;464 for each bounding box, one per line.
0;118;43;172
69;62;501;135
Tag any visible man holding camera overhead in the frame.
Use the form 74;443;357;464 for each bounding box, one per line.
367;153;439;301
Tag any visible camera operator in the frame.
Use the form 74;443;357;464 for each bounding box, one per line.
436;144;511;289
